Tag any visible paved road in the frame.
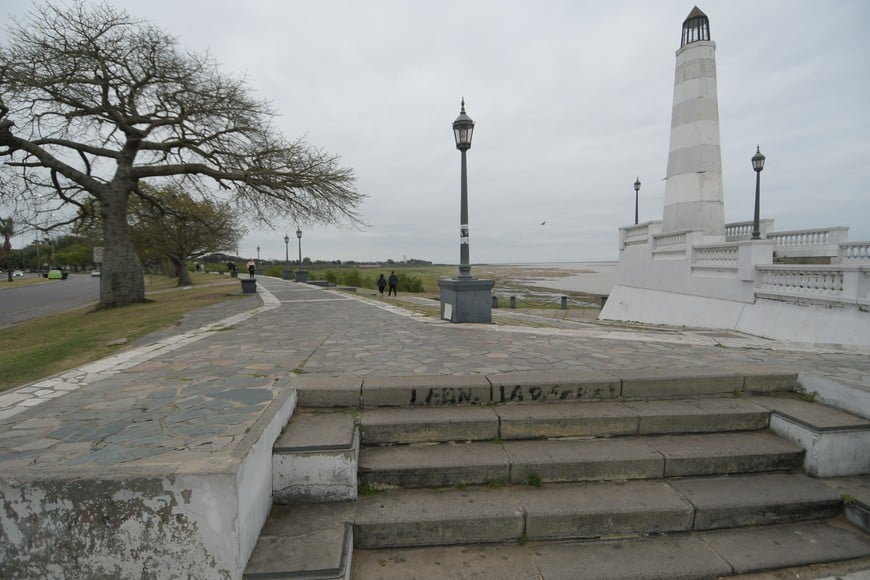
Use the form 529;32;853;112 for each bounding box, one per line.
0;273;100;328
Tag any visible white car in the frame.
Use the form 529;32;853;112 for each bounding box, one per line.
12;270;23;277
90;269;101;277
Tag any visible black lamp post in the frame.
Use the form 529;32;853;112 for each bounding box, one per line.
283;234;290;272
256;245;260;261
453;98;475;279
296;228;302;267
751;146;766;240
633;177;641;225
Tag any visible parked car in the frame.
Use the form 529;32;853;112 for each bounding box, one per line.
12;270;23;277
90;269;101;277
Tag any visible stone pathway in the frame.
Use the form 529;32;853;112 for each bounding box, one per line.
0;276;868;474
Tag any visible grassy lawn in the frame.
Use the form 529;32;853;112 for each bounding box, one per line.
0;274;240;393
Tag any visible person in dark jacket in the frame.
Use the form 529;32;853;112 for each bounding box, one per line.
388;271;398;296
377;273;387;295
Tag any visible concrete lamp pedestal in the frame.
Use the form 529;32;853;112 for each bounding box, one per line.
240;278;257;294
438;278;495;323
295;270;308;283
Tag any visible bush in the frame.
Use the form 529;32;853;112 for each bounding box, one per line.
398;273;424;292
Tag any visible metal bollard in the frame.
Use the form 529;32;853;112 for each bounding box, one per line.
510;296;516;309
492;295;499;308
561;296;568;310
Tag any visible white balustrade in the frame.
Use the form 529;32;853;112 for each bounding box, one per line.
755;264;869;305
840;242;870;263
692;244;739;267
767;227;849;258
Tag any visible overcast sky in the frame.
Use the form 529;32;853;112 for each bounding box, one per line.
3;1;868;263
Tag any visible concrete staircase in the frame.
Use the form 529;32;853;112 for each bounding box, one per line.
244;368;870;579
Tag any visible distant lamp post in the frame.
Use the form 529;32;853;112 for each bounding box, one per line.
633;177;641;225
453;98;474;279
295;227;307;283
751;146;766;240
256;245;260;261
283;234;291;279
437;98;494;323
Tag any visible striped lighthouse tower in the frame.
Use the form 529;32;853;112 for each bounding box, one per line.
661;7;725;239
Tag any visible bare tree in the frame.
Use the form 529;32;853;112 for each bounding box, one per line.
129;184;245;286
0;2;363;306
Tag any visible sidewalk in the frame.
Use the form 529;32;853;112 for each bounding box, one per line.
1;276;868;578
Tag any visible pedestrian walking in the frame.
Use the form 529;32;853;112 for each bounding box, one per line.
388;271;398;296
246;260;256;278
377;273;387;295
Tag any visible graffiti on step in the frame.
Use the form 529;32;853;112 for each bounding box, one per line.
495;383;618;403
408;387;482;405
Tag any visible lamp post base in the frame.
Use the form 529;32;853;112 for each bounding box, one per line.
295;270;308;283
438;278;495;323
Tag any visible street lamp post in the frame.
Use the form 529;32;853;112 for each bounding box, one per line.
633;177;641;225
256;245;260;261
751;146;766;240
453;98;474;279
296;228;302;267
283;234;290;279
436;99;494;323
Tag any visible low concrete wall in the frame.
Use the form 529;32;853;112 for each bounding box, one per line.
0;390;297;579
601;284;870;348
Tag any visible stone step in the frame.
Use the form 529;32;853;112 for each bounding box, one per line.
358;431;804;489
272;410;359;504
291;366;796;408
359;397;770;445
351;474;839;549
350;519;870;579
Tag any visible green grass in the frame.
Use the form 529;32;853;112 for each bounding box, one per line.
0;274;239;393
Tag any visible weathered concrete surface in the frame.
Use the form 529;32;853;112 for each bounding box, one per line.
616;367;744;399
292;374;362;408
533;534;732;580
626;397;769;434
488;369;620;403
750;396;870;477
647;431;804;476
352;542;541;580
497;401;637;439
701;520;870;574
361;374;491;407
518;480;693;539
670;473;842;530
503;438;663;483
247;502;354;579
353;487;524;548
360;406;498;444
273;411;359;503
359;441;510;488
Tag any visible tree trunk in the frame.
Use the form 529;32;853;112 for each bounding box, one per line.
172;255;192;286
99;189;145;307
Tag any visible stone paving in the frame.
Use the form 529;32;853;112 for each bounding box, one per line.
0;276;868;475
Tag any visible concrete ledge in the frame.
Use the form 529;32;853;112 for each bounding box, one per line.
272;412;359;503
498;402;638;440
292;375;363;408
751;396;870;476
361;375;490;407
359;442;510;489
360;406;498;445
648;431;804;477
518;480;693;540
0;388;298;579
670;474;842;530
504;438;664;484
353;486;523;548
616;367;743;399
488;370;619;404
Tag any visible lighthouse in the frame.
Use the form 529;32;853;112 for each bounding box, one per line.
661;7;725;239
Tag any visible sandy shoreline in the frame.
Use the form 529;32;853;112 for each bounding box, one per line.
475;262;617;296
